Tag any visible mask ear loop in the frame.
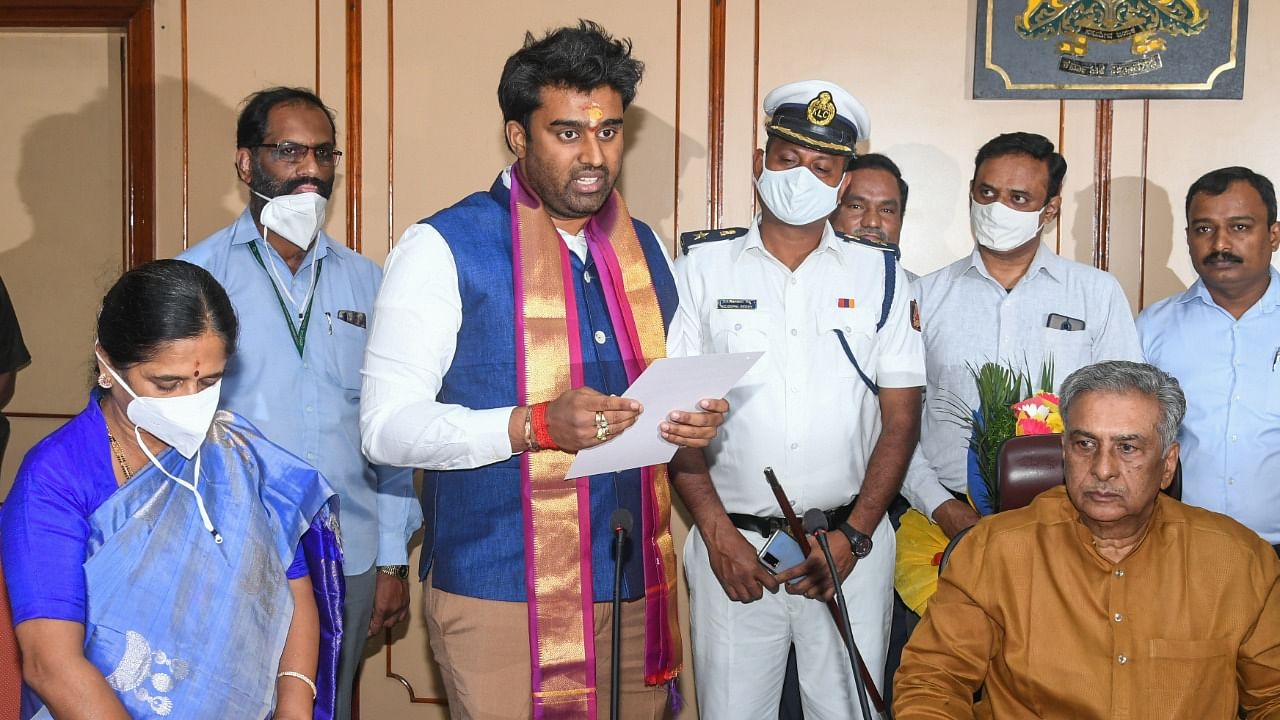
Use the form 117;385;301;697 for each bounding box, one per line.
254;191;321;321
133;428;222;545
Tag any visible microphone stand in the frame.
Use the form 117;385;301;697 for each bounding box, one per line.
610;509;633;720
806;510;877;720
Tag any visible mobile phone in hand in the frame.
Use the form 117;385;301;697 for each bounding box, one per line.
757;529;806;584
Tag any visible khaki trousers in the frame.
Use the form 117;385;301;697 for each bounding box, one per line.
425;581;668;719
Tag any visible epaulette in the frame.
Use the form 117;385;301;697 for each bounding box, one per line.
835;231;902;260
679;227;748;255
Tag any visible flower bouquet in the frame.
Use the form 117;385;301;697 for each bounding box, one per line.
950;359;1056;516
894;358;1057;613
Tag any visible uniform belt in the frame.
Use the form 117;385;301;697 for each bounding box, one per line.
728;497;857;538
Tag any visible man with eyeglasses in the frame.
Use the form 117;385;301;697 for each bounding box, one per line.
180;86;421;720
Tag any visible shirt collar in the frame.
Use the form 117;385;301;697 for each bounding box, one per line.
732;217;844;266
1181;267;1280;315
962;240;1063;286
228;206;334;265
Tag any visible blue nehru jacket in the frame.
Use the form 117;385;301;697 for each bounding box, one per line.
421;176;677;602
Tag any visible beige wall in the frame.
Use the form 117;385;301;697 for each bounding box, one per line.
1;29;125;490
5;1;1280;716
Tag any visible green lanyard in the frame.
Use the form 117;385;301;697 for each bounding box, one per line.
247;241;324;358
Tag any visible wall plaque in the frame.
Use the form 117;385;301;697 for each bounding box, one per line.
974;1;1247;99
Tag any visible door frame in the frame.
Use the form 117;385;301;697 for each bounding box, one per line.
0;0;155;267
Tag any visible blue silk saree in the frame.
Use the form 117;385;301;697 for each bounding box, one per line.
12;404;344;719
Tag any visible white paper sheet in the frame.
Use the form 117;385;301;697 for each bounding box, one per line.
565;351;763;478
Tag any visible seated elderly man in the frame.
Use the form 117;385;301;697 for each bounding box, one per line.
894;360;1280;718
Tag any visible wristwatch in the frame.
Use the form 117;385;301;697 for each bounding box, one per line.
837;522;873;559
376;564;410;579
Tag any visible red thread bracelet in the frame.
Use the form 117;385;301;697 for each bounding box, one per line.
531;401;559;451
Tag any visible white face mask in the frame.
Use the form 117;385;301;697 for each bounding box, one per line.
755;166;843;226
96;352;220;459
255;190;328;250
970;198;1047;252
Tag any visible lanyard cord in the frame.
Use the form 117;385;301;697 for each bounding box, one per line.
133;426;222;544
247;240;324;358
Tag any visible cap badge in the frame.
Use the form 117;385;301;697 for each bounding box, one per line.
806;91;836;127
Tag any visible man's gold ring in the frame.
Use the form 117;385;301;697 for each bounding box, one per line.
595;411;608;429
595;424;609;441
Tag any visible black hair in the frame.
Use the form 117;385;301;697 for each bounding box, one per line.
1185;166;1277;226
97;260;238;368
973;131;1068;200
235;86;336;148
497;20;644;132
848;153;909;214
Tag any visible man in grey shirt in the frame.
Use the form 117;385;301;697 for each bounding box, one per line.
901;131;1142;538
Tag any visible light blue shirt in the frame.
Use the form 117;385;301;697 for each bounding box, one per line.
181;208;421;574
901;242;1143;518
1138;268;1280;544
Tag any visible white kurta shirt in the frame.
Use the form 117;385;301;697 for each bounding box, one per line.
667;220;925;517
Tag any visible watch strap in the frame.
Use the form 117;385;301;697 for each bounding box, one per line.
838;522;873;559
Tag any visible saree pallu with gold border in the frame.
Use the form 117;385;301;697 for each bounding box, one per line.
510;166;680;719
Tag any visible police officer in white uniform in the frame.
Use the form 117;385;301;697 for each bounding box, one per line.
668;80;925;720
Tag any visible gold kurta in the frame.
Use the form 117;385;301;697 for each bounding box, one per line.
894;486;1280;719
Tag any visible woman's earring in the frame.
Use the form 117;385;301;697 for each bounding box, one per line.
98;373;112;389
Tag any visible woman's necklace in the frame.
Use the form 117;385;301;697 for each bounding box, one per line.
106;428;134;482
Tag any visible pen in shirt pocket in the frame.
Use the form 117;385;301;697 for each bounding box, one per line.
325;312;333;335
1272;347;1280;371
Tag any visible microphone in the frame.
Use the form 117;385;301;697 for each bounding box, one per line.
804;509;876;720
609;508;633;720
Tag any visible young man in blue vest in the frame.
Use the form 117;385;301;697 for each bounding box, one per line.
360;21;725;719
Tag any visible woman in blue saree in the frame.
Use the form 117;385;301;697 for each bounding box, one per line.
0;260;343;719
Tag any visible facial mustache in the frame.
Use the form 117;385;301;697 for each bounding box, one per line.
285;175;332;197
854;227;887;243
1082;484;1126;497
1203;250;1243;265
569;164;609;182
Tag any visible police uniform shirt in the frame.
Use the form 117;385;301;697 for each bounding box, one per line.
667;221;925;517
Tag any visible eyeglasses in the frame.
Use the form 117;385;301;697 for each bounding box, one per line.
251;142;343;167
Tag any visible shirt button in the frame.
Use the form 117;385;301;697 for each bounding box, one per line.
844;326;851;333
1114;613;1123;622
734;323;743;331
1114;569;1125;577
790;329;798;336
790;277;797;285
1117;655;1127;665
303;362;309;370
305;405;314;413
307;452;316;460
584;271;593;283
1231;434;1239;442
1234;395;1241;402
594;330;607;345
790;442;799;450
